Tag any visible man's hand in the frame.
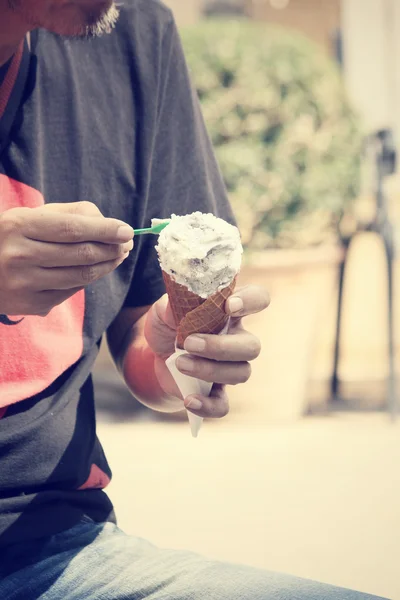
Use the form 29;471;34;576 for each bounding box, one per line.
0;201;134;316
144;285;270;419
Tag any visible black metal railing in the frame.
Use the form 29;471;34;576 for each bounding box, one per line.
331;128;398;418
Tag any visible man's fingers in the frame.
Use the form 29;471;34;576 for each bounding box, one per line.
18;209;134;244
24;239;133;267
42;201;103;218
33;253;129;290
184;385;229;419
153;295;177;331
34;287;85;316
3;287;85;317
176;355;252;385
183;329;261;362
225;285;270;317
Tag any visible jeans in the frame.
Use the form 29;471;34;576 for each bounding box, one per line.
0;517;388;600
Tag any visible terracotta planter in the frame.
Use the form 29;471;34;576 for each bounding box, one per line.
228;246;344;424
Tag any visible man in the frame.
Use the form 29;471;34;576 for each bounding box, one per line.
0;1;386;598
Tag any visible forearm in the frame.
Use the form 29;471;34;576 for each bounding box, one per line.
108;313;183;413
123;337;183;413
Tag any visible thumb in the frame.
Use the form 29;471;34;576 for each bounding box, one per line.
154;294;177;330
144;294;177;359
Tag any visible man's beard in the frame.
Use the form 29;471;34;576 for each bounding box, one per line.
6;1;120;39
82;4;120;38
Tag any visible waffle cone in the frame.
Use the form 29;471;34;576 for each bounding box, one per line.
162;272;237;349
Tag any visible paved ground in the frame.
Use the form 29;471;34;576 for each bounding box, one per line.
94;233;400;599
97;411;400;600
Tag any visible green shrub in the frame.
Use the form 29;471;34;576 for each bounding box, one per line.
181;20;363;249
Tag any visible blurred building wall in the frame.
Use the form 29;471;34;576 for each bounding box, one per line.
162;0;203;26
341;0;400;143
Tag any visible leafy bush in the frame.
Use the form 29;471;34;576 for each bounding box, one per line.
181;20;363;249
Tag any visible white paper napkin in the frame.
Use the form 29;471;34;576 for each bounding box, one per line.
165;320;230;438
166;349;210;438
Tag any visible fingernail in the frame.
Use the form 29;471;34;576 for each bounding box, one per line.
228;297;244;314
117;225;134;242
184;336;206;353
177;356;195;373
185;396;203;411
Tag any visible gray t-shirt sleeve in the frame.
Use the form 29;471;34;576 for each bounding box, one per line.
124;15;235;309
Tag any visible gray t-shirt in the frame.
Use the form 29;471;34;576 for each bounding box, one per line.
0;0;233;547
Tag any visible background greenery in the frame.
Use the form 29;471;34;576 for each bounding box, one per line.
181;20;363;249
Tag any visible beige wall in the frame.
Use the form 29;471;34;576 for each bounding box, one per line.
392;1;400;146
162;0;203;26
341;0;400;143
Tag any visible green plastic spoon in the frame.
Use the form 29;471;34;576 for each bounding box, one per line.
133;221;171;236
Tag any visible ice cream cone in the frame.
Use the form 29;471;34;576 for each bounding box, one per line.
162;271;236;349
156;212;243;437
